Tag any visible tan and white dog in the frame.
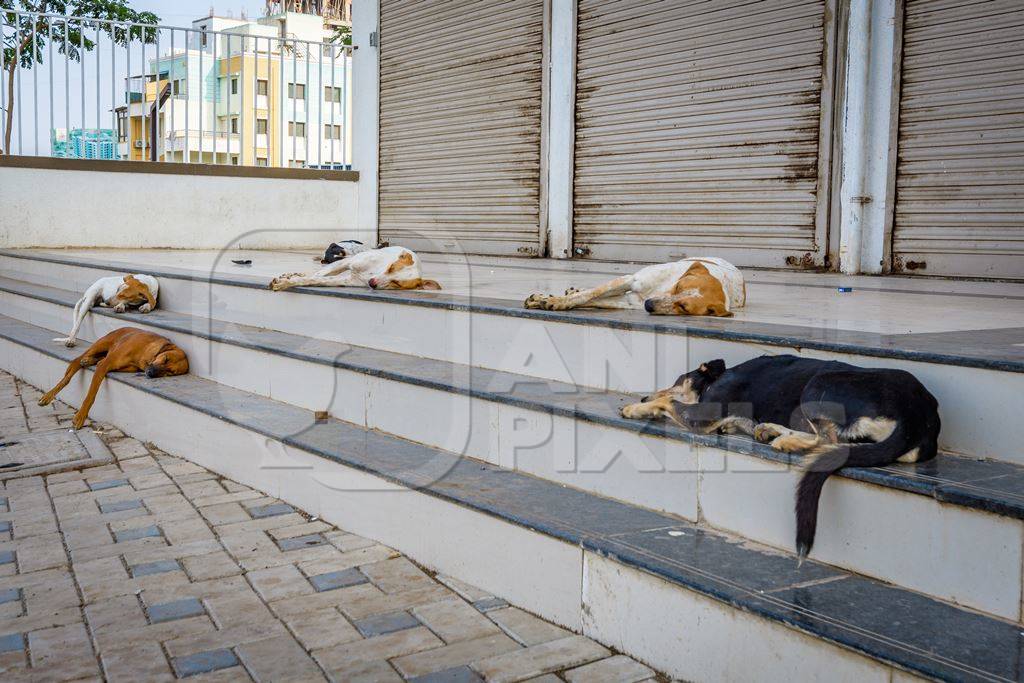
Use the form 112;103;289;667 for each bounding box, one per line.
54;274;160;347
270;246;441;292
524;257;745;317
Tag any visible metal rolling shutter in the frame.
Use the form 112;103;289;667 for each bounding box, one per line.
893;0;1024;279
573;0;834;267
378;0;544;256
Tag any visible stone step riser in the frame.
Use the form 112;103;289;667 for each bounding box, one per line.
0;254;1018;463
3;288;1019;622
0;335;924;682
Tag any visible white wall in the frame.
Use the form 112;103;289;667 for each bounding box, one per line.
0;166;363;249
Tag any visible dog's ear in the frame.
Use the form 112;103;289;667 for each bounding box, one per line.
123;275;133;283
418;279;442;290
699;359;726;380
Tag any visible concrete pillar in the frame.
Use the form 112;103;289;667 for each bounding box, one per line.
838;0;900;274
545;0;577;258
351;0;380;245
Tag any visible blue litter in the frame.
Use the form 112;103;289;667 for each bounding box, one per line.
838;287;853;293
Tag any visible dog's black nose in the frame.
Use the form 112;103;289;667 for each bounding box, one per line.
145;366;160;378
644;299;655;313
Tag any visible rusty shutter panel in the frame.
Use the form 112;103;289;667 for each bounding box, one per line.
893;0;1024;279
572;0;834;267
378;0;545;256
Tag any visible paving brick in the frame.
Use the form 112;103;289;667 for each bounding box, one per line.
28;621;99;679
324;531;377;553
0;551;14;565
563;654;655;683
248;503;296;519
283;607;362;651
200;502;252;526
88;478;129;491
130;559;183;578
0;522;12;534
85;595;147;636
308;567;368;592
98;498;145;514
473;636;611;683
487;607;571;647
248;564;315;602
148;597;207;624
409;665;485;683
100;641;175;681
114;524;162;543
0;588;19;605
0;632;24;653
277;534;327;552
435;575;493;603
412;599;503;644
340;582;453;621
362;557;436;594
108;439;149;460
393;633;521;678
235;634;326;682
353;610;421;637
181;551;243;581
472;597;508;613
171;648;241;678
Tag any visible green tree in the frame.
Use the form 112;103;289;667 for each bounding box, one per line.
1;0;159;154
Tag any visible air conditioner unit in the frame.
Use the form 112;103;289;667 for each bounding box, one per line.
133;140;144;149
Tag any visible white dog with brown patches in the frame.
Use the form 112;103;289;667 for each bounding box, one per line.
54;274;160;348
524;257;745;317
269;246;441;292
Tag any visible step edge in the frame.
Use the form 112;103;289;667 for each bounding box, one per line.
2;249;1021;375
3;278;1021;523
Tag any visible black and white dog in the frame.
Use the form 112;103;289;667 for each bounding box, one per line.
319;240;373;264
621;355;940;558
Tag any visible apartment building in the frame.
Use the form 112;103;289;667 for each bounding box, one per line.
119;11;351;168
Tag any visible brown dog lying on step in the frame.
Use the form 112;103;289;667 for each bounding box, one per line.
38;327;189;430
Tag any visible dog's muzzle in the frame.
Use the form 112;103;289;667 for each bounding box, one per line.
145;365;162;378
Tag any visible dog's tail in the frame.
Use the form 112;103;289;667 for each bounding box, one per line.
795;423;912;560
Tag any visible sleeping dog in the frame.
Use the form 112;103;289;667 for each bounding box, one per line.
524;257;744;317
54;274;159;348
39;327;188;430
621;355;940;558
319;240;373;264
270;246;441;291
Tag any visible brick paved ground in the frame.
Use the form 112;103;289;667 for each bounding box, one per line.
0;371;661;682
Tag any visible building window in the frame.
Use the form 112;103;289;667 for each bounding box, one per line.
324;86;342;104
200;28;207;48
324;124;341;140
256;157;268;167
256;118;268;135
231;78;238;95
172;79;181;96
288;121;306;137
230;155;239;165
287;83;306;100
230;117;239;134
257;79;268;96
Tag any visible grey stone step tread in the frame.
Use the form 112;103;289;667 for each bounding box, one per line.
2;275;1022;522
0;313;1015;683
1;248;1021;374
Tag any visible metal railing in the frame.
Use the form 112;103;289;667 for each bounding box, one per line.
1;9;352;169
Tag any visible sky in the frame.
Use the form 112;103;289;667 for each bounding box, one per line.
4;1;274;154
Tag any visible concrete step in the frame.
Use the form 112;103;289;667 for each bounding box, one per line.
0;313;1017;683
1;275;1022;622
1;250;1020;464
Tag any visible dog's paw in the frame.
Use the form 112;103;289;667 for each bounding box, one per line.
564;287;580;296
71;412;88;430
524;293;556;310
113;303;128;314
53;337;76;347
37;395;53;407
754;423;784;442
139;303;152;314
770;434;813;453
620;401;650;420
